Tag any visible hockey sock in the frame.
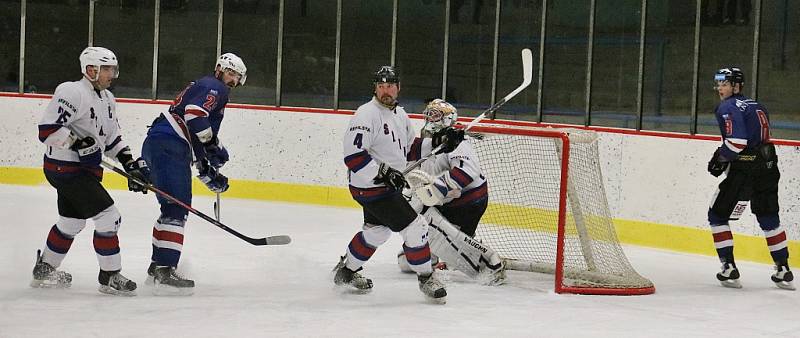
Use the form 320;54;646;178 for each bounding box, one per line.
763;227;789;264
151;217;185;267
43;224;75;267
346;232;377;271
94;231;121;271
403;243;432;275
711;224;734;262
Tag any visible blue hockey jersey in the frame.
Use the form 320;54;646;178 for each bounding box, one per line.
149;75;230;161
714;93;772;160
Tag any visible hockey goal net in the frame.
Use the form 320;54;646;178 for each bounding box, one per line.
468;124;654;295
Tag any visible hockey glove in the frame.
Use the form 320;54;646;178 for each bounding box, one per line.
197;161;229;193
373;163;407;190
203;139;229;169
707;148;729;177
432;127;465;154
122;157;151;194
71;136;102;167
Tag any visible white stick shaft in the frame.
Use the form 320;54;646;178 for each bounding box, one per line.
403;48;533;175
214;193;221;221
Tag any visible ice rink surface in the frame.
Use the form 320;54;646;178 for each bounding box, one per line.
1;184;798;338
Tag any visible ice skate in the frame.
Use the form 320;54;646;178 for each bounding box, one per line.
480;262;507;286
98;270;137;296
152;265;195;296
771;265;795;291
418;272;447;304
716;262;742;289
333;256;373;294
30;250;72;289
145;262;156;286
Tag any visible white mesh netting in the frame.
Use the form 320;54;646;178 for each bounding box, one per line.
470;125;654;294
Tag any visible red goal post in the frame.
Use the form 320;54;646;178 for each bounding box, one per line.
467;123;655;295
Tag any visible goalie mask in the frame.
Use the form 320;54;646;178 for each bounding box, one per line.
422;99;458;137
216;53;248;86
79;46;119;81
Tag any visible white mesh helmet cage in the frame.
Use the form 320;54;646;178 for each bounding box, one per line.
79;47;119;81
422;99;458;136
215;53;248;86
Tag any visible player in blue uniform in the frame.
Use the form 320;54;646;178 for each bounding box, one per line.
707;67;793;290
142;53;247;295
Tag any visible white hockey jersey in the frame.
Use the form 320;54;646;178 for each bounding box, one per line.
38;77;128;177
343;97;415;202
411;135;487;206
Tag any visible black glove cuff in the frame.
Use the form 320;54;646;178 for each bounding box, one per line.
116;146;134;166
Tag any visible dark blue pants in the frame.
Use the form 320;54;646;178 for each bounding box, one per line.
142;134;193;267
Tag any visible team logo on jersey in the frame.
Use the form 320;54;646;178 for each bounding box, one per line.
735;100;747;111
57;98;77;113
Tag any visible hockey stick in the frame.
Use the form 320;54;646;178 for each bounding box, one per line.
403;48;533;175
101;160;291;246
214;193;221;221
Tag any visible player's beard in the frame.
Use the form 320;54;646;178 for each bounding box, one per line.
378;94;396;106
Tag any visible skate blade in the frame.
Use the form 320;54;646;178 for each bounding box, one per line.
98;285;137;297
334;284;373;295
144;276;155;286
775;281;796;291
478;269;506;286
30;279;71;289
153;283;194;296
425;295;447;305
719;279;742;289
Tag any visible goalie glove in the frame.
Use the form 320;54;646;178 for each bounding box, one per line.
431;127;465;154
407;169;447;207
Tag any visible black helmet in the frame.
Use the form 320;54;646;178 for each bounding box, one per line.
714;67;744;84
374;65;399;84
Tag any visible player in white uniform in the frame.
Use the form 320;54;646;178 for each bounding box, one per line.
399;99;504;284
333;66;463;303
32;47;150;296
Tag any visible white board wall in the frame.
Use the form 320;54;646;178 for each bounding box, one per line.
3;95;798;239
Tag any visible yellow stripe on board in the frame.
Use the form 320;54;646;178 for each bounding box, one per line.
2;166;796;266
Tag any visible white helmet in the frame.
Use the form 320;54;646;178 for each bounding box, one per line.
79;46;119;80
215;53;247;86
422;99;458;136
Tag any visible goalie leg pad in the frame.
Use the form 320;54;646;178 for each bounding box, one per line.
425;207;503;279
425;208;481;277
